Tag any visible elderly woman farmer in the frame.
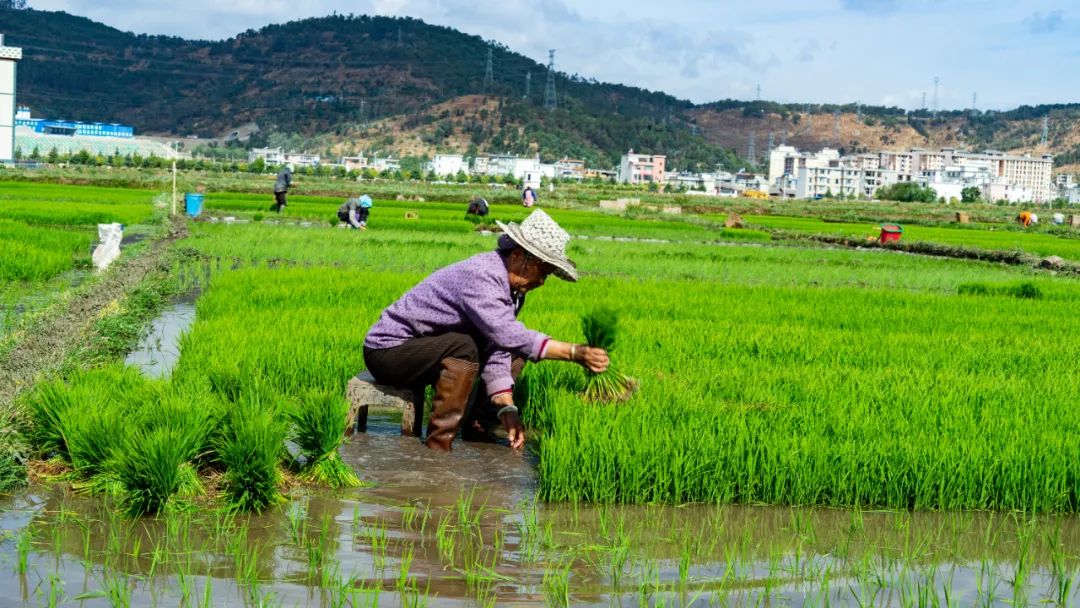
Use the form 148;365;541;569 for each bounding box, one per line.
363;209;609;451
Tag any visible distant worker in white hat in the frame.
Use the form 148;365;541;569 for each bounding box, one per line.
364;209;609;452
273;163;294;213
338;195;373;229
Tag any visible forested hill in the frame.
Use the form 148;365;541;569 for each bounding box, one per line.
3;6;1080;171
0;8;740;170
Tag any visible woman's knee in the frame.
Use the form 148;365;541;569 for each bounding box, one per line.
442;333;480;363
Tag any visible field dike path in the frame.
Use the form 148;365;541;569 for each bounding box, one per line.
0;218;188;411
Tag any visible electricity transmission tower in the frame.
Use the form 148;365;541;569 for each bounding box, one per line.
921;92;927;111
483;47;494;94
747;131;756;163
832;109;841;146
1041;115;1049;146
543;50;557;111
524;72;531;99
932;76;939;118
767;132;774;157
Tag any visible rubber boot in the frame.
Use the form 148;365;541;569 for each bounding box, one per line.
462;358;525;443
425;357;479;451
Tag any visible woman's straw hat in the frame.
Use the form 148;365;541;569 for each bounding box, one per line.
496;210;578;282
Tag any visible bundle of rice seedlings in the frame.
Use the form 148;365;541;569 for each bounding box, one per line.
115;427;198;516
288;390;362;488
215;395;288;512
580;308;636;403
23;381;78;458
65;404;127;496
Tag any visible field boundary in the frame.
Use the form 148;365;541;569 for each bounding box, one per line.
766;229;1080;276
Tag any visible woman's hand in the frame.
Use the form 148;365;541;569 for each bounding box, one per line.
578;346;610;374
501;410;526;450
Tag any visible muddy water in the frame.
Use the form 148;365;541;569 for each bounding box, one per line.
2;412;1079;607
123;290;199;378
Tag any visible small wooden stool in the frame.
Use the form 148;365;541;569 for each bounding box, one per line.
345;372;425;437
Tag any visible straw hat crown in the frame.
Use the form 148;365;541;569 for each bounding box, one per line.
496;209;578;282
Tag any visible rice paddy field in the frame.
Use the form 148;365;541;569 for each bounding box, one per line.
5;181;1080;605
0;182;162;337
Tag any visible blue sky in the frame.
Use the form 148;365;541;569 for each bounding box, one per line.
27;0;1076;109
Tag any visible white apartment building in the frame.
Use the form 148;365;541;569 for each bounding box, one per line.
776;145;1054;202
0;34;22;163
617;150;666;185
249;147;321;168
429;154;468;176
768;146;841;196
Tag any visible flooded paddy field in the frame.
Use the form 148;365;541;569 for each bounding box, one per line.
6;182;1080;606
4;415;1080;607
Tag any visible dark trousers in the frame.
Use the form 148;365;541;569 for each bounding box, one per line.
364;333;525;431
273;191;287;212
338;208;370;227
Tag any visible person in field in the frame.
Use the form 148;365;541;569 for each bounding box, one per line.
273;164;293;213
363;210;609;452
338;195;372;229
521;185;537;208
466;197;489;216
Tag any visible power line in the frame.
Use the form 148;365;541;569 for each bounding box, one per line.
543;49;557;111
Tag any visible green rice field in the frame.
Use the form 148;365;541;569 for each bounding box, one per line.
5;181;1080;605
0;183;162;338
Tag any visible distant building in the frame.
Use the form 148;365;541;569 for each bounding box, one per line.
341;155;368;172
249;147;320;168
617;150;666;185
774;145;1054;202
371;156;400;172
0;34;22;162
429;154;468;177
554;158;586;180
15;107;134;139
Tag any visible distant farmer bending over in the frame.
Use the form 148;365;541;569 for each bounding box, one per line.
338;195;372;229
273;163;293;213
467;197;490;217
363;209;609;451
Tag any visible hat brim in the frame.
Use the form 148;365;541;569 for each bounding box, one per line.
495;220;579;282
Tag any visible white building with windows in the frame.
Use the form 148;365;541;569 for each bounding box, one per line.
429;153;468;177
0;34;22;163
249;147;321;168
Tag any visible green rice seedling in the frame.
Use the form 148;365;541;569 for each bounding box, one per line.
543;558;573;608
215;394;288;512
15;526;32;574
114;425;200;516
287;390;362;488
580;308;635;403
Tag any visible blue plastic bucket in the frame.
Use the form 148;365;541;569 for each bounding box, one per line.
184;193;204;217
